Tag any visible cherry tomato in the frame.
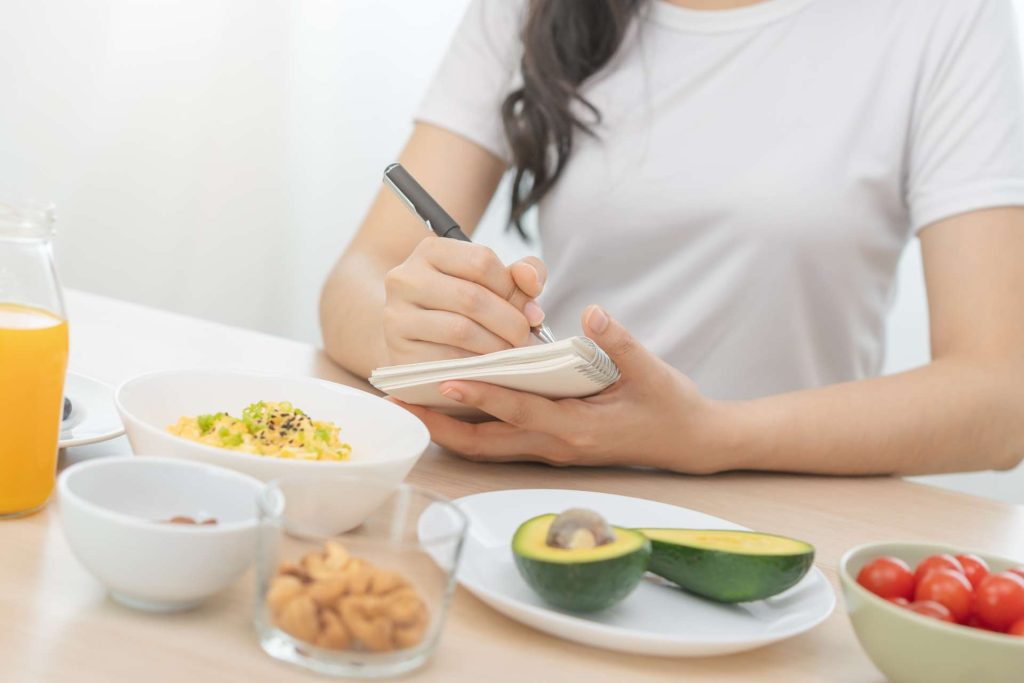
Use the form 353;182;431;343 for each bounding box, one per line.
1009;567;1024;581
966;615;1000;632
858;556;916;600
906;600;955;623
974;572;1024;632
955;554;990;590
913;554;964;586
1009;618;1024;636
887;597;910;607
915;568;974;623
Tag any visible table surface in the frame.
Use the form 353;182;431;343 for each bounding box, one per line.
3;290;1023;683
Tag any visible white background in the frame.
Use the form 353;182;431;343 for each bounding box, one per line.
0;0;1021;502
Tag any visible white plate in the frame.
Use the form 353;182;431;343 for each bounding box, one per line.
437;489;834;657
59;373;125;448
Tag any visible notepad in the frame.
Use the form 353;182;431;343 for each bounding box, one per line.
369;336;621;419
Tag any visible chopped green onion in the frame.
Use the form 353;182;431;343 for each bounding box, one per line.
218;427;243;447
241;401;268;434
197;412;223;435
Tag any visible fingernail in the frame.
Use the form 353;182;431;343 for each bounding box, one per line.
442;387;464;402
586;305;609;334
525;262;545;286
524;300;545;326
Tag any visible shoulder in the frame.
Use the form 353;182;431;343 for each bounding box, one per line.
886;0;1015;29
463;0;528;46
446;0;530;79
912;0;1018;63
855;0;1020;70
884;0;1011;14
474;0;528;24
832;0;1015;33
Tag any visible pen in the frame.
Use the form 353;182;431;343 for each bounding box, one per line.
383;162;556;345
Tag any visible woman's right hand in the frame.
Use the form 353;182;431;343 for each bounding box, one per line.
382;237;547;365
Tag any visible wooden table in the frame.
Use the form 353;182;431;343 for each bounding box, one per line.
3;290;1022;683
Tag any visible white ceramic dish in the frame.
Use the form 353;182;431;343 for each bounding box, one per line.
58;456;262;612
429;489;835;657
115;370;430;485
59;372;125;448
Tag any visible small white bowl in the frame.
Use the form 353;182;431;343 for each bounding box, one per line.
59;456;262;612
114;370;430;484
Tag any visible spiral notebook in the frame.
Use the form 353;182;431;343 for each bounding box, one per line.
369;336;621;419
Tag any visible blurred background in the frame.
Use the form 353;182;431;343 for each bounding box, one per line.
0;0;1022;503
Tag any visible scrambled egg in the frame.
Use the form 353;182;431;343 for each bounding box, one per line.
167;401;351;461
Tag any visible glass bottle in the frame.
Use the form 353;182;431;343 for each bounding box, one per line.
0;201;69;518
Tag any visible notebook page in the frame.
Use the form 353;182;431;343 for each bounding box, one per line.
370;337;587;381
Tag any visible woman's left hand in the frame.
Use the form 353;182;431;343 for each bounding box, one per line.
391;305;728;473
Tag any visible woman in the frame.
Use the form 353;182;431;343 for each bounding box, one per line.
321;0;1024;475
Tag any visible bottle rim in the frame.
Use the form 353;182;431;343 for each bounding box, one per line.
0;201;56;238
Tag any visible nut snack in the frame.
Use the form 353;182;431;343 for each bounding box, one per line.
266;541;429;653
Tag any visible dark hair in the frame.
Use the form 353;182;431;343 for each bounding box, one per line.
501;0;645;236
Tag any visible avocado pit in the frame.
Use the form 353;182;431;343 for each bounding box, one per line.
546;508;616;550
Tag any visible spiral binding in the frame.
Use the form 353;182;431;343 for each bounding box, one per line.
574;338;620;385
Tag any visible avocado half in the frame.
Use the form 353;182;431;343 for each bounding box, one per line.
512;513;652;612
639;528;814;603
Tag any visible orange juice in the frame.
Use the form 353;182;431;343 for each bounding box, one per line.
0;303;69;516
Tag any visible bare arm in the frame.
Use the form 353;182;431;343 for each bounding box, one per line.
710;207;1024;474
320;123;518;377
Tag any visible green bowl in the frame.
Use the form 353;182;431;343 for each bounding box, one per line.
839;542;1024;683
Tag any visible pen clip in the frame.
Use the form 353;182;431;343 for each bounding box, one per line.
382;165;419;218
383;162;461;238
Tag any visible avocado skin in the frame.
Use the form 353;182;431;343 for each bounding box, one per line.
514;541;651;612
645;539;814;603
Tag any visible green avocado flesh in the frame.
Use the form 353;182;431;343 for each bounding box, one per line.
639;529;815;603
512;514;652;612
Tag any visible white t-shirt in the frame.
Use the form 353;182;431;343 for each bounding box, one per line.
417;0;1024;400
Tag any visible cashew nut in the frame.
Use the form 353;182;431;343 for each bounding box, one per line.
324;541;350;571
394;619;428;650
384;588;425;625
340;595;394;652
346;566;374;596
276;594;319;643
370;570;406;596
266;575;305;615
308;576;348;607
276;561;308;582
316;608;351;650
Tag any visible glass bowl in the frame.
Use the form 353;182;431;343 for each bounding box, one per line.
255;475;467;678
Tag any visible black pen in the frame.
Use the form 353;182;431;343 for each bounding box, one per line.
383;162;556;344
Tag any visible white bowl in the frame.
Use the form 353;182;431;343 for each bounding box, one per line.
114;370;430;485
840;542;1024;683
58;456;262;612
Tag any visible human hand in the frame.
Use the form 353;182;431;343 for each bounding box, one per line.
382;237;547;365
392;305;727;473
